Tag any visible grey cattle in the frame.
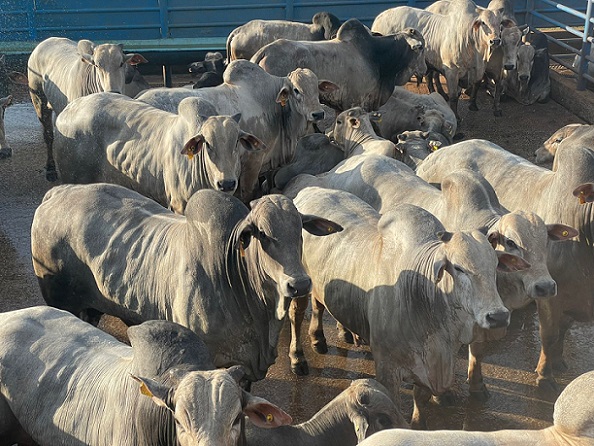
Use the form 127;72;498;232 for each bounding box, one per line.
333;107;397;158
0;306;292;446
137;60;334;201
252;19;426;112
227;12;342;62
373;0;501;121
417;138;594;390
27;37;147;181
503;30;550;105
393;131;444;169
291;187;527;428
246;379;407;446
386;86;457;141
268;133;344;192
54;92;265;214
358;369;594;446
284;155;573;399
534;123;591;166
487;0;516;22
31;184;342;382
0;95;13;159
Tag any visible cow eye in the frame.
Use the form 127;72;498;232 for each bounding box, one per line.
120;62;124;67
293;88;301;95
454;265;465;274
336;119;343;125
506;239;518;249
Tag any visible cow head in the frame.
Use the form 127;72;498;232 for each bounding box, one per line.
500;25;528;71
534;123;586;165
487;212;576;307
394;130;442;170
311;11;342;40
235;194;342;302
131;367;291;446
179;108;265;194
78;40;147;94
280;68;338;122
432;230;529;341
474;8;502;48
515;39;546;91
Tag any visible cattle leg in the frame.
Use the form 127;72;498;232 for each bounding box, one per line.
444;71;462;123
29;88;57;182
492;78;503;117
411;384;433;430
468;341;490;401
289;296;310;375
308;295;328;354
433;73;449;102
535;298;565;393
468;81;480;112
336;321;355;344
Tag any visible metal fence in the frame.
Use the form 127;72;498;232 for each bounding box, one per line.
526;0;594;89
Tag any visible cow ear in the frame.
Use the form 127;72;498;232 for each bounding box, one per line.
239;131;266;152
436;231;453;243
546;224;578;241
487;230;501;249
242;392;292;428
496;252;531;272
231;113;242;123
226;365;245;383
318;80;339;93
573;183;594;204
125;53;148;66
181;135;205;160
80;54;94;66
7;71;28;86
276;86;290;107
300;214;343;236
130;374;174;413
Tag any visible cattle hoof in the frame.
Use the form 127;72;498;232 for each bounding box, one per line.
46;170;58;182
338;328;354;344
469;385;491;402
469;103;479;112
0;148;12;159
312;339;328;354
493;110;503;117
291;360;310;376
537;376;560;395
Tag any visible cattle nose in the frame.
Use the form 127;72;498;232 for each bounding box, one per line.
217;179;237;192
286;277;312;298
486;310;510;329
519;75;529;82
504;64;515;70
311;111;325;121
533;280;557;299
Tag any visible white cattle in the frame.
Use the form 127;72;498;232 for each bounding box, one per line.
0;306;291;446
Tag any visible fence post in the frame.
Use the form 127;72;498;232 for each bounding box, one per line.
526;0;535;28
577;0;593;90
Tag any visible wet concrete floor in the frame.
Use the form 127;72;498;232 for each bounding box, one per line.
1;90;593;433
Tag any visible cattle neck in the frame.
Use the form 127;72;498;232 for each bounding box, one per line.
82;62;108;95
342;124;380;158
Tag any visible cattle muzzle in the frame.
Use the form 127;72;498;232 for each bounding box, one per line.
217;179;237;193
486;310;510;329
519;74;530;82
311;111;325;122
532;280;557;299
504;63;516;71
285;277;312;298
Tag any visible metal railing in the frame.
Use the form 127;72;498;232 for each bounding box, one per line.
527;0;594;89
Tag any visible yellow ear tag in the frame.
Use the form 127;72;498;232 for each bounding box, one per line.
266;413;274;423
431;144;440;152
327;226;334;233
187;152;194;160
139;382;153;398
579;193;586;204
280;98;287;107
562;230;569;237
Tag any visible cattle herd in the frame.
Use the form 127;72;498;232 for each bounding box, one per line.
1;0;594;445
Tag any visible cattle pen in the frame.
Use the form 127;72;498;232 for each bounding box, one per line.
1;0;594;443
